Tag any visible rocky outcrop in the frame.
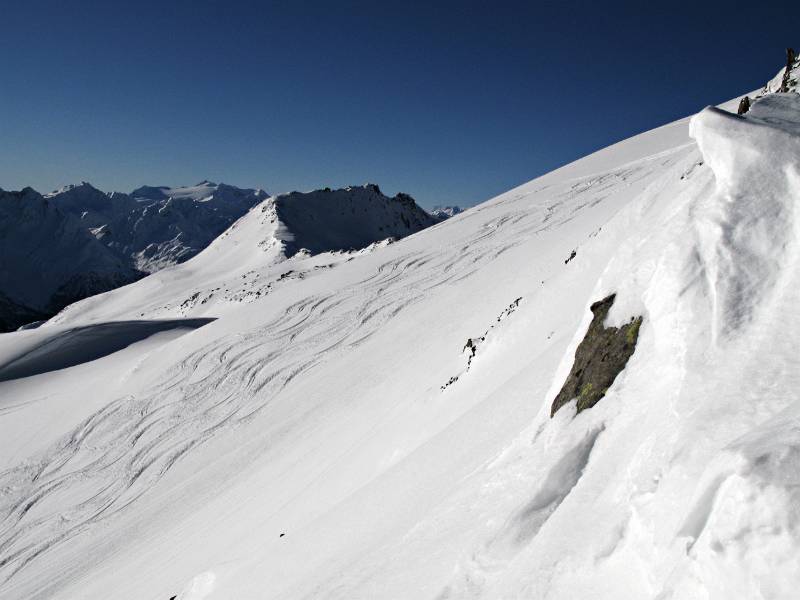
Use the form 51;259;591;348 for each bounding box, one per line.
551;294;642;416
737;96;751;115
780;48;797;93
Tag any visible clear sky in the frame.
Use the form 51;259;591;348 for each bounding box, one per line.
0;0;796;208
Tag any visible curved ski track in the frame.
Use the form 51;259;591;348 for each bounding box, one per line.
0;153;683;589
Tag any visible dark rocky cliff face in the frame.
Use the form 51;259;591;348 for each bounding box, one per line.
551;294;642;417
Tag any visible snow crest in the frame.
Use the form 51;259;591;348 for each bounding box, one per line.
689;103;800;341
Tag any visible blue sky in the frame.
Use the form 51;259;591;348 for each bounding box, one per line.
0;0;796;208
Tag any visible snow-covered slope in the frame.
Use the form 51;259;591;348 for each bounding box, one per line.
2;60;800;600
0;188;142;331
49;181;269;272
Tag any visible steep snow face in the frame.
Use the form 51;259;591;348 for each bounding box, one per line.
268;184;437;256
50;181;269;273
0;188;142;331
2;74;799;600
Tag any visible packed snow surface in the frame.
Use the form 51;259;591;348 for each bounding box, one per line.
2;73;800;599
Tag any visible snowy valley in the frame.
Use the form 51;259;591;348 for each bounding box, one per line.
1;55;800;600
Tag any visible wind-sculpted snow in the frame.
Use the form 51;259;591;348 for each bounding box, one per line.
453;92;800;599
689;103;800;339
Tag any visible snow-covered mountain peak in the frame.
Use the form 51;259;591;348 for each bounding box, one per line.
47;181;136;228
266;184;437;256
129;184;170;200
46;181;114;206
131;180;269;205
430;205;465;220
48;181;101;195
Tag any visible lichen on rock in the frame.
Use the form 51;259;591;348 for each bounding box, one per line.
551;294;642;417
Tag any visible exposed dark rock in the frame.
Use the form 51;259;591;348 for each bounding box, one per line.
463;336;481;368
737;96;751;115
565;250;577;264
550;294;642;417
441;297;523;391
780;47;797;93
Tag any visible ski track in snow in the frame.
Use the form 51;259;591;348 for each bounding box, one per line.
0;149;687;590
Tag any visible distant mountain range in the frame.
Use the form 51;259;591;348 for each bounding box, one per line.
48;180;269;272
0;182;436;331
429;205;465;220
0;187;143;331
